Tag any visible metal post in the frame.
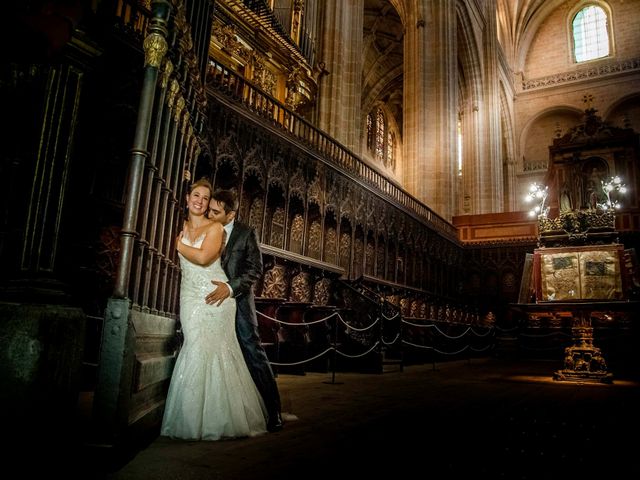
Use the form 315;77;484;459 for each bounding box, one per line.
94;0;172;438
113;0;172;299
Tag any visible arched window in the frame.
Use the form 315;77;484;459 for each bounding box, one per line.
366;107;397;170
387;131;395;169
572;5;610;63
366;113;374;150
375;109;385;160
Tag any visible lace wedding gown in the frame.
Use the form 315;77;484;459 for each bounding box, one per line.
161;235;267;440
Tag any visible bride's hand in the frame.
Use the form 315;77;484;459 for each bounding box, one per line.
176;230;184;250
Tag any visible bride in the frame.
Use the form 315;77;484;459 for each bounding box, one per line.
161;178;267;440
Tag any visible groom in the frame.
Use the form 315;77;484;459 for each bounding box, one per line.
205;188;284;432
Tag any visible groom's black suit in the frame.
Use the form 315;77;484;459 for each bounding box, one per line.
222;220;282;428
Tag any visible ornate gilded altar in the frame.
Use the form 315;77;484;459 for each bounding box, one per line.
514;98;640;383
519;235;638;383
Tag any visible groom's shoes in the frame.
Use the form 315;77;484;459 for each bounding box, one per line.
267;412;284;433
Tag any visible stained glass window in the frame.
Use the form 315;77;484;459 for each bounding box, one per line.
367;107;397;170
367;113;374;150
376;109;385;160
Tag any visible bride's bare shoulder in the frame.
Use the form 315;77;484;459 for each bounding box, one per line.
205;220;223;232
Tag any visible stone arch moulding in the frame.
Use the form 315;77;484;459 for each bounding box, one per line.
514;0;573;73
519;105;584;167
602;92;640;125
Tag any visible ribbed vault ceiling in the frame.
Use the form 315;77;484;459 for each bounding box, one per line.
359;0;570;134
496;0;568;71
363;0;403;133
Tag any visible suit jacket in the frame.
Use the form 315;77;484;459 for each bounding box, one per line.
221;221;263;327
222;221;281;419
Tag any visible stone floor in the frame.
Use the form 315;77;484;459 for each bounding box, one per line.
20;357;640;479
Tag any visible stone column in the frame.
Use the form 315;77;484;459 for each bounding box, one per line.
316;0;364;153
478;0;504;213
402;0;457;220
457;0;504;216
94;0;172;439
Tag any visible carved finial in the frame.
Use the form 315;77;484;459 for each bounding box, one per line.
554;122;562;138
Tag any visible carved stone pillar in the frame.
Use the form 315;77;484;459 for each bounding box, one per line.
403;0;457;220
315;0;364;152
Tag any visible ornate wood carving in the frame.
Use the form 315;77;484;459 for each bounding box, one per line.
248;198;264;239
324;227;337;264
307;221;322;259
243;145;265;185
261;264;289;299
339;231;351;269
376;241;385;277
289;166;306;201
313;278;332;306
269;207;285;248
290;271;312;303
365;240;375;276
215;134;241;177
267;156;287;190
290;214;304;254
308;166;324;205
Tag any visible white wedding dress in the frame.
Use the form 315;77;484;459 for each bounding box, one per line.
161;235;267;440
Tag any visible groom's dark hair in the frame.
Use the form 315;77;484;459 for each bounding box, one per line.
212;188;239;214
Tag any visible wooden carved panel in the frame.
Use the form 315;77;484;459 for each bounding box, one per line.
365;241;374;275
269;207;285;248
290;271;312;303
261;264;289;299
400;297;411;316
376;242;385;277
324;227;337;264
307;220;321;259
410;299;422;318
289;214;304;254
353;237;364;278
339;232;351;269
248;198;264;239
313;278;332;306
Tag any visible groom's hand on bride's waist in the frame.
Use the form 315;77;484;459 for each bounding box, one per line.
205;280;231;306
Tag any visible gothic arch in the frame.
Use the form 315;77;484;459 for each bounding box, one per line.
519;105;584;168
603;92;640;131
508;0;571;73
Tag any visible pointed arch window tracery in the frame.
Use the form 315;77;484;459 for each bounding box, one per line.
366;107;396;170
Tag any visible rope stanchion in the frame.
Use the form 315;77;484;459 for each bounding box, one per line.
256;298;498;377
432;324;437;370
324;312;343;385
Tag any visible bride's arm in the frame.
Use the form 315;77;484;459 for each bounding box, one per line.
176;222;224;265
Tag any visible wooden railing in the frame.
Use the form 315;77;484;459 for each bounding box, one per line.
206;58;458;241
116;2;457;240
